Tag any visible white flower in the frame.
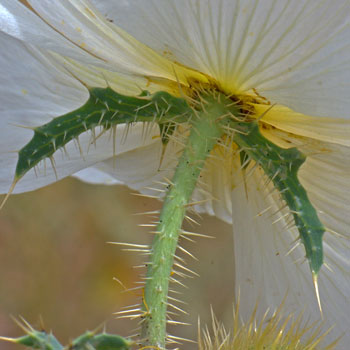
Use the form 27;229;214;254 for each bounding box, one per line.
1;0;350;347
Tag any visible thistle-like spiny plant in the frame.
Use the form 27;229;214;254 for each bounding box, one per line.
0;1;350;349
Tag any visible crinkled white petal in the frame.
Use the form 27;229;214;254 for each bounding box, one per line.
92;0;350;118
258;104;350;147
0;32;159;193
78;140;177;196
0;0;102;66
0;0;206;85
232;160;350;349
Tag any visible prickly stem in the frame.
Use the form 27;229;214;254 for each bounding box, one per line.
140;94;235;349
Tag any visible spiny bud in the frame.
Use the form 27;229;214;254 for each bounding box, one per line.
199;303;338;350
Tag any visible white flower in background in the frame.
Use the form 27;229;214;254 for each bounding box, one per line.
1;0;350;347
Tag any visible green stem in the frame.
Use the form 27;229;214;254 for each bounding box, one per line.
140;95;231;349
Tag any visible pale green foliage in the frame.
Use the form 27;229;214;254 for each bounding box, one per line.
1;327;131;350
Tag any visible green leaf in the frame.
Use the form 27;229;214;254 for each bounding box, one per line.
12;331;63;350
71;331;131;350
231;120;325;278
15;87;192;181
1;329;131;350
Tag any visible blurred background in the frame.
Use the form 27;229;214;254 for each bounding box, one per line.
0;178;235;349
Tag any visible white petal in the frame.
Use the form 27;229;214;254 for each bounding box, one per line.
0;32;159;194
11;123;160;194
81;131;235;223
1;0;205;84
258;104;350;147
232;159;350;349
1;1;177;101
73;167;121;185
190;145;235;223
0;0;100;66
51;53;178;97
0;32;83;192
81;140;177;196
91;0;350;118
299;142;350;247
77;128;185;196
260;116;350;241
300;146;350;349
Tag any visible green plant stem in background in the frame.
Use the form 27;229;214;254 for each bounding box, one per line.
140;94;234;349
